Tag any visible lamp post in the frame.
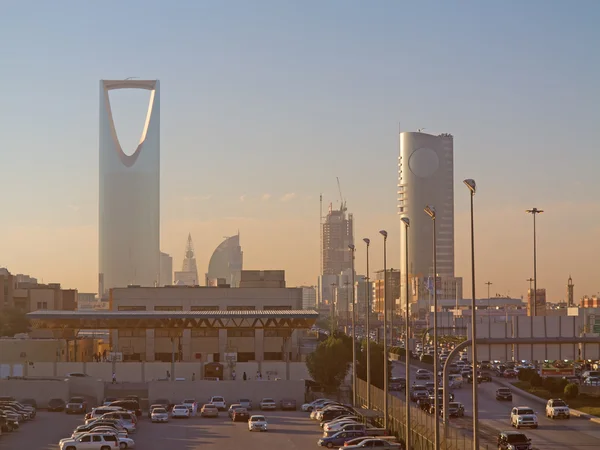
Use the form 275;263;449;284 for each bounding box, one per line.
379;230;389;429
464;178;479;450
423;206;439;450
330;283;337;335
400;217;411;450
486;281;493;337
363;237;371;408
344;281;351;334
525;208;543;316
349;244;357;407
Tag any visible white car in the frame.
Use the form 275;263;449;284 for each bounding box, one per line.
323;418;359;432
85;406;124;422
259;398;277;411
182;399;198;416
210;396;226;411
510;406;538;429
546;399;570;419
248;414;268;432
302;398;332;412
171;405;190;418
323;420;361;433
151;407;170;423
59;432;121;450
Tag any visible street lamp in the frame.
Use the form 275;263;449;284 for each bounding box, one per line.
423;205;439;450
330;283;337;335
525;208;543;316
363;237;371;408
379;229;389;429
344;281;351;334
349;244;357;407
486;281;493;337
400;217;411;450
464;178;479;450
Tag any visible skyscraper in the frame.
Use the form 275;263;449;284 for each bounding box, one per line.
398;131;454;304
205;234;243;287
159;252;173;286
174;234;199;286
320;203;354;303
99;80;160;296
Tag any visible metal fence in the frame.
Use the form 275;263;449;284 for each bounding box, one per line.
356;379;487;450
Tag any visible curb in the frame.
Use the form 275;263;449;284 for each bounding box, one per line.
492;378;600;425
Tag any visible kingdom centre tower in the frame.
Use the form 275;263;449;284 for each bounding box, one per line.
99;79;160;296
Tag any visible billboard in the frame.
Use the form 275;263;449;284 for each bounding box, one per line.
540;360;575;377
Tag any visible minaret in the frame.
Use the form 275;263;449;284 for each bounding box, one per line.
567;275;574;307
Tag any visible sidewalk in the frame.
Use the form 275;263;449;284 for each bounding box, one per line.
492;377;600;425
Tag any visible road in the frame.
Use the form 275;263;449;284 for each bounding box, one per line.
0;410;323;450
391;361;600;449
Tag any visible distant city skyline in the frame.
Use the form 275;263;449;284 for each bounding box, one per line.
1;2;599;302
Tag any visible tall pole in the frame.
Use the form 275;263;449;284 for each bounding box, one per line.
464;179;479;450
526;208;543;315
380;230;389;429
390;269;395;347
344;281;351;334
363;238;371;408
486;281;493;337
349;245;357;407
401;217;411;450
424;206;439;450
330;283;337;335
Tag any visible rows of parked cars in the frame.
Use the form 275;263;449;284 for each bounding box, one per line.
0;396;37;439
53;395;143;450
301;398;402;449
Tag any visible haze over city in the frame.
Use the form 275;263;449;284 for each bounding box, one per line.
1;1;599;301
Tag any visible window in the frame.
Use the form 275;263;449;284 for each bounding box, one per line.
92;436;102;442
191;329;219;337
36;302;42;309
118;329;146;338
154;306;183;311
227;329;255;338
264;352;283;361
104;435;117;442
118;305;146;311
237;352;255;362
80;436;91;442
191;306;219;311
42;302;47;309
268;306;292;310
227;306;255;311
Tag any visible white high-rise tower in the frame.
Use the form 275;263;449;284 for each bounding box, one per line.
99;79;160;296
398;131;455;304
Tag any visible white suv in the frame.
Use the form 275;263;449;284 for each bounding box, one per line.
510;407;538;429
210;396;226;411
60;432;120;450
546;398;570;419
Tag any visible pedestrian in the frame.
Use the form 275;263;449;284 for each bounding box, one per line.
243;371;247;381
166;370;170;380
256;370;260;380
112;372;116;384
103;349;107;362
192;372;196;381
232;370;236;381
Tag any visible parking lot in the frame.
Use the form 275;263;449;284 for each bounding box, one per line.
0;409;322;450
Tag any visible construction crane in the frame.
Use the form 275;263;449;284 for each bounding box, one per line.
336;177;346;212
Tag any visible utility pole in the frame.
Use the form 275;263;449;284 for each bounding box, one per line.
486;281;493;337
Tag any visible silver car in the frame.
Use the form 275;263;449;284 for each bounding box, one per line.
238;398;252;410
151;407;169;423
248;414;268;432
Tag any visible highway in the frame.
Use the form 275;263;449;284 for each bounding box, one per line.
391;361;600;449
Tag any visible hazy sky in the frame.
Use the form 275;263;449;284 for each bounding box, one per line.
1;1;599;302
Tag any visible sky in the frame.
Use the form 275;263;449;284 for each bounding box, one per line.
0;1;599;302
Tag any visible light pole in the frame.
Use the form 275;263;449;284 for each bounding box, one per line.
423;206;439;450
349;244;357;407
379;230;389;429
363;237;371;408
526;208;543;316
344;281;351;334
464;178;479;450
400;217;411;450
486;281;493;337
330;283;337;335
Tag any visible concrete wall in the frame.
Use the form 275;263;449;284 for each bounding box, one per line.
0;380;70;407
148;380;305;407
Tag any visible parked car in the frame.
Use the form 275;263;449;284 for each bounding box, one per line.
248;414;268;431
228;404;242;418
345;438;403;449
238;398;252;411
182;399;198;416
109;400;141;417
59;432;120;450
151;407;170;423
545;399;570;419
148;404;164;419
153;398;172;411
171;405;190;419
210;396;226;411
318;430;366;448
65;397;88;414
20;398;37;409
280;398;296;410
260;398;277;411
497;431;532;450
200;404;219;418
102;397;118;406
232;407;250;422
47;398;66;412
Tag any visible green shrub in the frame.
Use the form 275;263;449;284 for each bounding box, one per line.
529;387;552;398
518;368;536;382
530;373;543;387
564;383;579;399
542;377;557;393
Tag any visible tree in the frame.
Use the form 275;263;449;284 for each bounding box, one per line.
356;340;392;390
306;337;352;392
0;307;30;337
564;383;579;399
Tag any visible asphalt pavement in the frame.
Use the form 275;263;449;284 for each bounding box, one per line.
391;360;600;449
0;410;322;450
